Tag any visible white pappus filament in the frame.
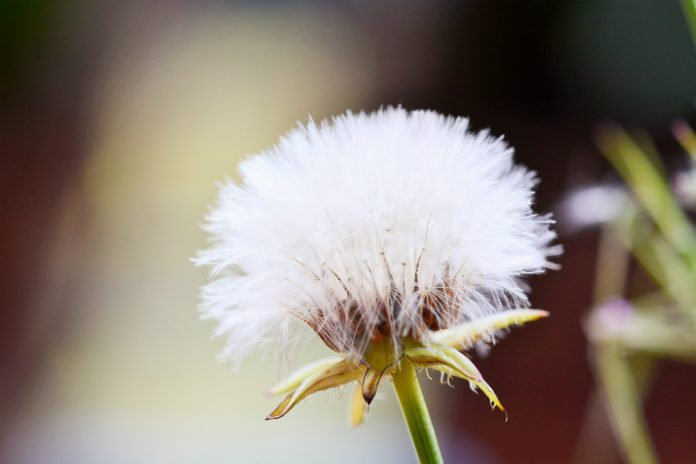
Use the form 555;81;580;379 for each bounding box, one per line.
196;107;560;365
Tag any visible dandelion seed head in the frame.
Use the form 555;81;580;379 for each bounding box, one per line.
196;107;559;365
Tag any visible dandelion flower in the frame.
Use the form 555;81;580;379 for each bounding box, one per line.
196;107;559;463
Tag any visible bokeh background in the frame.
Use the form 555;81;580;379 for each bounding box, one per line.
2;1;696;463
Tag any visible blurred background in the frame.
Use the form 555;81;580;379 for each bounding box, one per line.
2;1;696;463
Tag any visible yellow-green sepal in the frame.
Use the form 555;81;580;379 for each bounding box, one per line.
405;343;505;413
348;382;368;427
266;358;364;420
266;356;344;396
431;309;549;351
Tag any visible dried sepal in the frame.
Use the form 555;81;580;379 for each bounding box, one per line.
361;339;399;404
405;345;481;382
266;356;344;396
405;343;505;413
431;309;549;351
348;382;368;427
361;367;385;405
266;359;364;420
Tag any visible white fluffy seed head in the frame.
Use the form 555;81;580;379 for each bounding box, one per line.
196;107;560;365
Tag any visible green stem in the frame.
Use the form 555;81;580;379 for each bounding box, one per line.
392;358;444;464
593;342;657;464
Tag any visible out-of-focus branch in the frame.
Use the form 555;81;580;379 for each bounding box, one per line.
681;0;696;50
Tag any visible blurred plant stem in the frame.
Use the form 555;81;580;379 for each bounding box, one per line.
673;120;696;160
578;7;696;461
598;127;696;271
585;222;657;464
592;221;629;303
681;0;696;49
583;126;696;464
392;359;443;464
592;341;657;464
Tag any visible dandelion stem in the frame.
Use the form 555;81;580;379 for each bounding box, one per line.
392;358;444;464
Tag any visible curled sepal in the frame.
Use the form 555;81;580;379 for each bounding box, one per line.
361;362;398;405
266;359;363;420
431;309;549;351
475;379;505;416
361;368;383;405
266;356;344;396
405;345;481;382
348;382;368;427
405;343;505;414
